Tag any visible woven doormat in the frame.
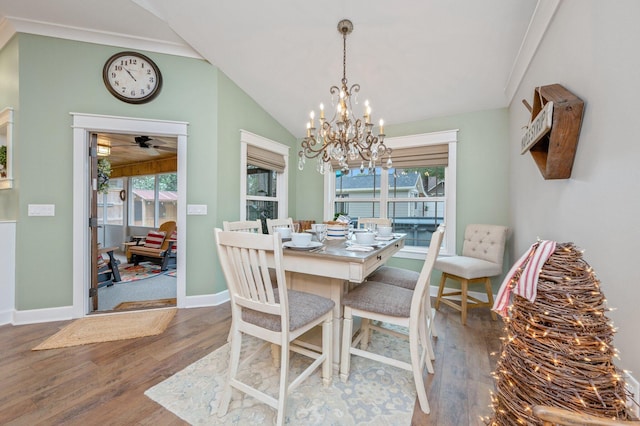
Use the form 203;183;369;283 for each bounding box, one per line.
114;298;176;311
32;308;176;350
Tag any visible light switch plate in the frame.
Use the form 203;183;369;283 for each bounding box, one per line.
28;204;55;216
187;204;207;215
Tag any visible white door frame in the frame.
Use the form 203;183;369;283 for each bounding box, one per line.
71;113;188;316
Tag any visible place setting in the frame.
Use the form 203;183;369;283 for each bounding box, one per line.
283;223;326;251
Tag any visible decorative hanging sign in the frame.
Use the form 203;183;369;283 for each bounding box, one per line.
521;84;584;180
521;101;553;154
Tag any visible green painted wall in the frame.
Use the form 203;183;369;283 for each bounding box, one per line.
5;33;288;309
379;108;510;291
211;72;296;293
0;36;19;219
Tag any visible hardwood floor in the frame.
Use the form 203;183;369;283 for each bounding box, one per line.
0;302;503;425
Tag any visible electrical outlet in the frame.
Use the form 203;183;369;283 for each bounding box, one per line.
625;371;640;419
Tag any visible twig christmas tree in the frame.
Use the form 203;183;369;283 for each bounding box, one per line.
488;242;633;425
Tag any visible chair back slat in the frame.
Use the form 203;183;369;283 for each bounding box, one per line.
223;219;263;233
411;225;445;317
265;217;294;234
356;217;391;228
215;229;285;318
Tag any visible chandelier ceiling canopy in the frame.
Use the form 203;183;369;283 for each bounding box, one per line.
298;19;392;174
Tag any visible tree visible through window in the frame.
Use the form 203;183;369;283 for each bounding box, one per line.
129;173;178;227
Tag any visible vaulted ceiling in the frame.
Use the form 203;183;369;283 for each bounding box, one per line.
0;0;544;138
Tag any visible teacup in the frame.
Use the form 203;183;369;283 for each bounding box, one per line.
355;232;376;245
291;232;312;247
275;226;292;239
378;226;392;237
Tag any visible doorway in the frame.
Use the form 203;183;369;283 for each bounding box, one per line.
91;132;178;312
72;113;188;318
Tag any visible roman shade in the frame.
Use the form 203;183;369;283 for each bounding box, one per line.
388;143;449;168
330;143;448;170
247;145;286;173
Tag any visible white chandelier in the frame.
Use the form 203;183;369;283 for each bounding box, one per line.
298;19;392;174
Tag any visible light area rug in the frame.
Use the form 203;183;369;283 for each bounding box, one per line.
145;328;417;425
33;308;176;350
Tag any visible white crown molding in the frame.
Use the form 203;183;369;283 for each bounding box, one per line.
0;17;17;49
0;16;203;59
504;0;562;103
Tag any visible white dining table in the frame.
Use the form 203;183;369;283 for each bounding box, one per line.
271;234;406;370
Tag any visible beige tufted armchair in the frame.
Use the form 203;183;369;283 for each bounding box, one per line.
434;223;509;325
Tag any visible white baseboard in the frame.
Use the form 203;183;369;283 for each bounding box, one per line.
12;305;76;325
183;290;229;308
7;291;230;325
429;284;495;302
7;286;490;326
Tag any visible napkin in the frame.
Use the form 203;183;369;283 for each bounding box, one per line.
346;244;375;252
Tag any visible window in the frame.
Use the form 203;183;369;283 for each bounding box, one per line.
129;173;178;227
98;178;125;226
240;130;289;223
326;130;457;258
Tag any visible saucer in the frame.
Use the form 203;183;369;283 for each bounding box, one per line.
283;241;323;250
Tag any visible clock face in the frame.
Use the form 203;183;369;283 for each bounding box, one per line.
102;51;162;104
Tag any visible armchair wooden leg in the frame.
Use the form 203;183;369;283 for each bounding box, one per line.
435;273;447;310
461;278;469;325
484;277;497;321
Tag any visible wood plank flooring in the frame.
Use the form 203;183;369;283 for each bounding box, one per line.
0;302;503;425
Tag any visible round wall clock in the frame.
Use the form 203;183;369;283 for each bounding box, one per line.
102;51;162;104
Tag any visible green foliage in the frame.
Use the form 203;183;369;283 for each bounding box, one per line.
0;145;6;168
131;174;178;191
97;159;112;194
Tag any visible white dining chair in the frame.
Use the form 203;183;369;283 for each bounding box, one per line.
356;217;391;230
265;217;295;234
222;219;263;233
214;229;334;426
365;225;446;339
339;225;444;414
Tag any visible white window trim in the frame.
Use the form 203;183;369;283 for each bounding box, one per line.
324;129;458;259
240;130;290;220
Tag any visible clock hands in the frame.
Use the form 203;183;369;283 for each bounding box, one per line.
123;67;137;82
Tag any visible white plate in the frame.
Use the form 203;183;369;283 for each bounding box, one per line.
283;241;323;250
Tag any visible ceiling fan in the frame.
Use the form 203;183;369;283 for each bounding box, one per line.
133;136;177;155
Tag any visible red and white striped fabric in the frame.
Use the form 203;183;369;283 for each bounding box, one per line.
493;240;556;317
169;230;177;253
144;231;166;249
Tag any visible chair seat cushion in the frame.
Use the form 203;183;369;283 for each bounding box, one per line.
435;255;502;279
242;289;335;332
367;266;419;290
343;281;413;318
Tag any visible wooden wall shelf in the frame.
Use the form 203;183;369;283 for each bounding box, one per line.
523;84;585;180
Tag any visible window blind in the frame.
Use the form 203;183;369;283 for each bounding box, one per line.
247;145;286;173
389;143;449;168
330;143;448;169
